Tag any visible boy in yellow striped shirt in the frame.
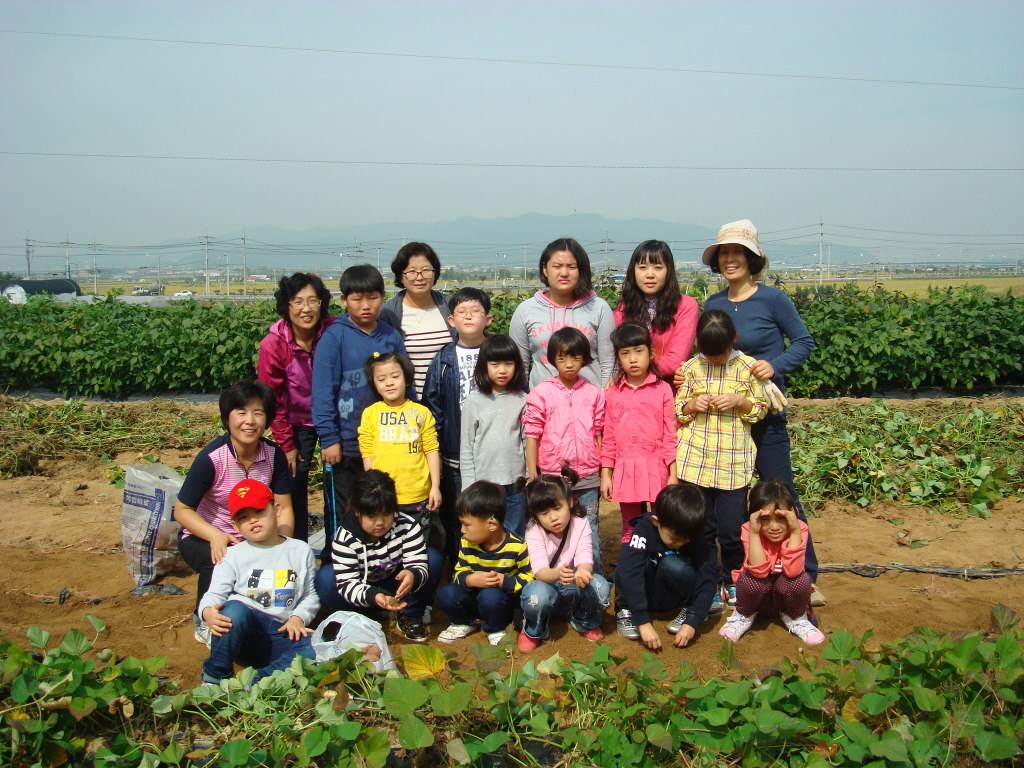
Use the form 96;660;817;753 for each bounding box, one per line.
437;481;533;645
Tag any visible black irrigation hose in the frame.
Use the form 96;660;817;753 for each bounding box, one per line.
820;563;1024;579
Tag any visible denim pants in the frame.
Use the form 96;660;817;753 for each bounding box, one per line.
438;464;463;566
324;456;365;555
288;425;321;542
751;412;819;581
615;553;697;614
503;484;527;539
700;486;749;587
313;546;444;619
521;574;610;639
437;583;517;633
398;500;446;553
201;600;315;683
574;488;603;575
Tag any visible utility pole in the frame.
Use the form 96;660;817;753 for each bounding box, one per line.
65;236;71;281
92;241;98;295
376;243;381;273
604;236;609;276
25;236;32;277
523;245;527;282
818;220;823;287
204;234;211;295
353;241;362;267
226;251;230;297
242;227;248;296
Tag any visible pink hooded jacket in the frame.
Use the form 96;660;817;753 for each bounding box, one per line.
523;376;605;479
600;373;677;503
257;315;337;453
613;295;699;382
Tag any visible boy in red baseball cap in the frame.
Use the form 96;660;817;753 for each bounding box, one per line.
197;479;319;685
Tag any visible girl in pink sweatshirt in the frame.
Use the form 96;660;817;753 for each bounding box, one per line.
719;480;824;645
523;327;606;573
600;322;678;543
518;467;611;652
614;240;699;386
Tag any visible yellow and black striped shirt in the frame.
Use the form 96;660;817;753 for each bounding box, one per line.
453;532;534;594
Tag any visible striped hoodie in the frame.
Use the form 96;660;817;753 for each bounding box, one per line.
327;512;429;607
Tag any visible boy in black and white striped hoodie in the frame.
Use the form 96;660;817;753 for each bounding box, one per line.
313;469;443;642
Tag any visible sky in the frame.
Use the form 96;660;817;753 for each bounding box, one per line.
1;0;1022;271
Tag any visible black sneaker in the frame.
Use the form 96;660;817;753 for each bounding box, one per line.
397;613;428;643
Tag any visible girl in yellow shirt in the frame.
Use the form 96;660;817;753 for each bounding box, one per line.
358;352;443;547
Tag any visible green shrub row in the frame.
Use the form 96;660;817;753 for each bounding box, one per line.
4;607;1022;767
0;285;1021;397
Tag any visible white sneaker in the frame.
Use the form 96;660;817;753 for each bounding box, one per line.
486;631;507;646
421;606;432;625
782;613;825;645
718;611;755;642
438;624;478;643
193;621;212;649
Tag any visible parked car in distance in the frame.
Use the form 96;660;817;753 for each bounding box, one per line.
172;290;194;297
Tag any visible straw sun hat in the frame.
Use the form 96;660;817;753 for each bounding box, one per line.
701;219;768;266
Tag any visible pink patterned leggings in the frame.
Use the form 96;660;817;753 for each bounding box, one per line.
619;502;646;542
734;570;812;619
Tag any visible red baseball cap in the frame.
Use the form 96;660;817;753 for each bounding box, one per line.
228;479;275;518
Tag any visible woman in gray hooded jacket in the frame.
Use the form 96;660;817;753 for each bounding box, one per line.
509;238;615;389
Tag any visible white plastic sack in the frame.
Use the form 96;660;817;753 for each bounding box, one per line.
120;463;185;587
311;611;396;672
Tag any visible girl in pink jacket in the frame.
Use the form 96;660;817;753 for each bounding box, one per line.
614;240;699;385
600;322;678;543
719;480;824;645
523;327;606;574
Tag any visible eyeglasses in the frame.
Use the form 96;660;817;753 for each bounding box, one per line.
402;268;435;280
453;308;486;319
289;298;322;308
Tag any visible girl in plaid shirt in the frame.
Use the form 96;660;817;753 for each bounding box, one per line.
675;310;767;609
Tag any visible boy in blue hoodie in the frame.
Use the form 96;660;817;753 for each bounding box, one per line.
422;287;493;565
312;265;407;543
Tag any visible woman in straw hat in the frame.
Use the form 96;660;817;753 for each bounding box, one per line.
681;220;825;608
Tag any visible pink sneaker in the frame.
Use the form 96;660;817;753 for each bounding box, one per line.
517;632;541;653
580;627;604;642
782;613;825;645
719;611;755;641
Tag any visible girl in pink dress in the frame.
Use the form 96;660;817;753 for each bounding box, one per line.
600;322;678;543
614;240;699;386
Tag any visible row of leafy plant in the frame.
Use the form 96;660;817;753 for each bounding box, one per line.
789;400;1024;516
1;284;1022;397
4;607;1022;767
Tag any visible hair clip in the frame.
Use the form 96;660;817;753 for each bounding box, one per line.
373;351;381;358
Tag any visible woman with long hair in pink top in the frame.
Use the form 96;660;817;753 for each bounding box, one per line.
614;240;699;386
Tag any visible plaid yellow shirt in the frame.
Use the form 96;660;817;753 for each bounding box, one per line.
674;353;767;490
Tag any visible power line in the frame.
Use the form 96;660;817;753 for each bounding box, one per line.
1;28;1019;91
2;150;1018;172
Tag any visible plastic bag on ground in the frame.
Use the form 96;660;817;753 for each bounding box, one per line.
121;463;185;587
311;611;396;672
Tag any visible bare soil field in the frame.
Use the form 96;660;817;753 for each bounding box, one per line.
1;398;1022;685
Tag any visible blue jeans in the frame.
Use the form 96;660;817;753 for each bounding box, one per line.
313;546;444;618
439;464;463;566
521;575;610;639
615;553;697;614
751;412;819;581
574;488;603;575
437;583;516;633
504;484;527;538
201;600;315;683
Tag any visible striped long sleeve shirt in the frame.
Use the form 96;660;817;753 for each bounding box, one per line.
453;532;534;594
